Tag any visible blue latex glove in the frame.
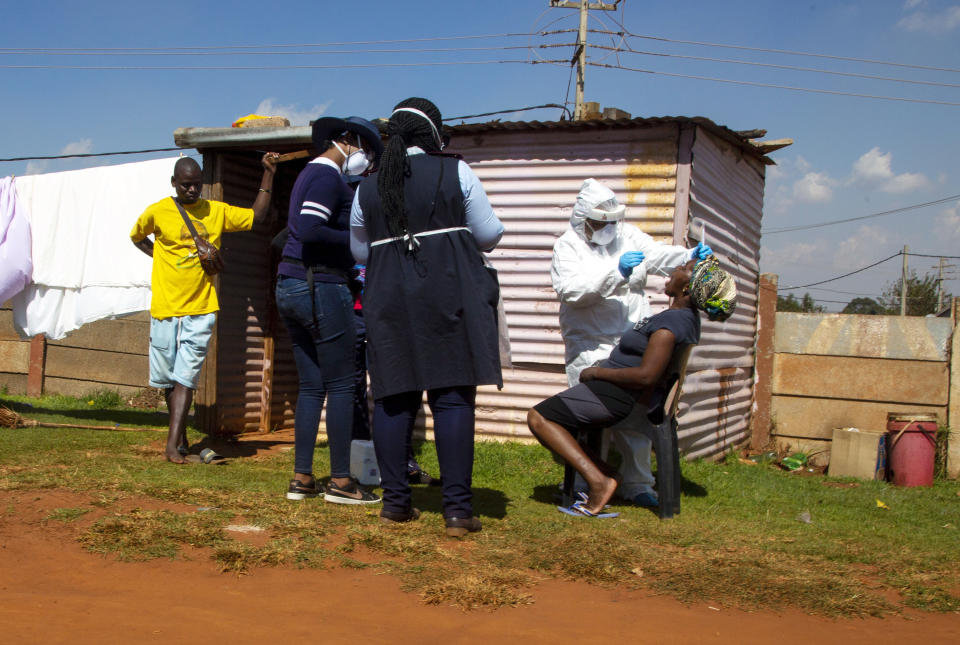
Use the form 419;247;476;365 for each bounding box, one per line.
691;242;713;261
618;251;645;278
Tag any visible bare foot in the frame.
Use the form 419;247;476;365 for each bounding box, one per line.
164;448;187;464
583;475;619;515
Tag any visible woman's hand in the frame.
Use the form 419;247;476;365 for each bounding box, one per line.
579;367;600;383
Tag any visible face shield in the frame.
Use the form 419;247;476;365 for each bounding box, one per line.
572;178;626;245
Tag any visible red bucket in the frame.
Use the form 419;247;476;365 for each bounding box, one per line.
886;413;938;487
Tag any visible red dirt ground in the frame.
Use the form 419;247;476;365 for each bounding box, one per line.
1;489;959;644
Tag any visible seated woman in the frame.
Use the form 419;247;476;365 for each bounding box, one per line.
526;256;737;516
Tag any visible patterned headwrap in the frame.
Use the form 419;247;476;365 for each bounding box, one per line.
688;255;737;322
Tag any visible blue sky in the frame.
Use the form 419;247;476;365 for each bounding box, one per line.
3;1;959;311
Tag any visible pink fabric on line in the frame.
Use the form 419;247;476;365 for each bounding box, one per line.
0;176;32;304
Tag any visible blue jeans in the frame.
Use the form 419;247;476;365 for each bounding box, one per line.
276;276;356;478
373;386;476;518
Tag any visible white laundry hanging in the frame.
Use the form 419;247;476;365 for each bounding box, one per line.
11;157;179;339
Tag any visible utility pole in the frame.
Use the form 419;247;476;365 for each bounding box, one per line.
934;257;957;313
550;0;620;120
900;245;908;316
937;257;944;313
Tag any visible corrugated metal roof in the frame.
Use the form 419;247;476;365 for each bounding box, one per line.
173;116;781;164
447;116;777;164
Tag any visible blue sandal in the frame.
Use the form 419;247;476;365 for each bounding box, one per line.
557;500;619;518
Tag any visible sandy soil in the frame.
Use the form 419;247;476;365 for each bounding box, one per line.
1;488;958;645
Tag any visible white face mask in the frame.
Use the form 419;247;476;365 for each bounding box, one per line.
333;135;372;176
588;221;618;246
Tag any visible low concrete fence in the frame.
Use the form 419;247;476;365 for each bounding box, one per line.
0;305;150;398
750;275;959;477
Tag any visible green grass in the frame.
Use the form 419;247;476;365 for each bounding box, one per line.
1;394;959;614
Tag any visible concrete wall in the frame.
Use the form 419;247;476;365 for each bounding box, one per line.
0;305;151;398
769;311;955;474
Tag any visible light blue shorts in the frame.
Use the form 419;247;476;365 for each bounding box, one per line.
149;313;216;390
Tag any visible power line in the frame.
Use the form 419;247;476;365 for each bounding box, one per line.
1;147;180;162
611;30;960;74
0;45;552;57
587;61;960;107
588;43;960;90
0;59;566;71
444;103;572;121
780;251;960;291
763;194;960;234
0;33;543;52
780;253;902;290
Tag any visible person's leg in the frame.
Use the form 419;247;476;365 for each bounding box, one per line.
165;383;193;461
428;386;476;520
527;409;618;515
148;317;184;463
167;313;216;464
351;310;371;441
309;283;357;487
372;391;421;515
610;418;658;506
276;278;326;487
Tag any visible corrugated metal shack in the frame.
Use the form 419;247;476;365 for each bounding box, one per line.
174;114;782;461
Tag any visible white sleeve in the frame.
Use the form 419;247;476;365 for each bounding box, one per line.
550;235;625;308
458;160;503;251
349;187;369;264
625;225;691;278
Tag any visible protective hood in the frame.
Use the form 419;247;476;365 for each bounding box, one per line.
570;178;625;244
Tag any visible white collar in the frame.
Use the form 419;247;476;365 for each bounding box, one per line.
309;156;342;173
406;146;425;156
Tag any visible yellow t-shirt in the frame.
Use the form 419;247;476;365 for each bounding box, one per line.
130;197;254;319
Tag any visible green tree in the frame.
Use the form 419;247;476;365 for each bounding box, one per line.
842;297;887;315
777;292;824;313
879;270;949;316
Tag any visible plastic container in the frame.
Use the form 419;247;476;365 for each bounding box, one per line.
886;413;937;487
350;439;380;486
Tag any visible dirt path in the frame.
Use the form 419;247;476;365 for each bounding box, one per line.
1;489;958;644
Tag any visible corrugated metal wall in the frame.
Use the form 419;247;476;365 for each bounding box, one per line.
682;129;765;459
213;151;299;434
452;124;682;439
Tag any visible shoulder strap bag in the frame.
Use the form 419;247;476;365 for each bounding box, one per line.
172;197;225;276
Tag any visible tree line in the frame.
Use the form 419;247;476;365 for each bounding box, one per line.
777;270;949;316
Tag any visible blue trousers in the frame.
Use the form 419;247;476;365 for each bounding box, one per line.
276;277;356;478
373;386;476;518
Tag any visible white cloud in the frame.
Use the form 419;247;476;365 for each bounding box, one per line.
254;98;332;126
897;5;960;33
24;160;48;175
934;200;960;239
833;225;891;270
60;138;93;156
793;172;835;203
849;147;929;193
904;0;925;9
21;139;94;175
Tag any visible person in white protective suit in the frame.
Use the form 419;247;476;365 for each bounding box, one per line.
550;178;711;507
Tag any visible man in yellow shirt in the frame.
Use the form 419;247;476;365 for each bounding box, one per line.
131;153;278;463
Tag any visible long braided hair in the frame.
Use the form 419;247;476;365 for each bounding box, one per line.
377;97;444;237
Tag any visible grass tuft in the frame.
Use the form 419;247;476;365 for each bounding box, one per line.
45;507;91;523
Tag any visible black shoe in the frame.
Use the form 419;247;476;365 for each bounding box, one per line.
408;468;441;486
286;478;319;500
444;516;482;538
380;507;421;526
323;478;381;505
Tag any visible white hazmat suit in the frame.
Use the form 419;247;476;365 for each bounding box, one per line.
550;178;693;502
